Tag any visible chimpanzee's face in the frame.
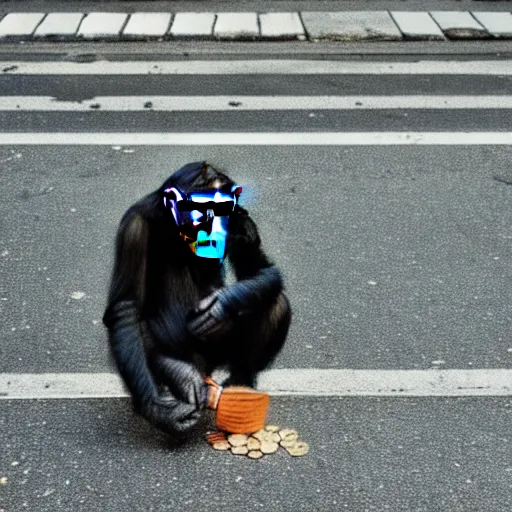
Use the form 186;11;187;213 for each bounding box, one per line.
163;186;241;260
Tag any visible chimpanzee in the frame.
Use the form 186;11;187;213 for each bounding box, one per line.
103;162;291;436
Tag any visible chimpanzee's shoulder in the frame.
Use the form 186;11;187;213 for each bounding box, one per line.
120;191;162;227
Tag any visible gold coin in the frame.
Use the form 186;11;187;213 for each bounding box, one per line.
252;430;268;442
212;440;231;451
285;441;309;457
279;429;298;441
264;425;280;433
228;434;248;447
254;430;277;443
280;438;297;448
231;445;249;456
207;432;227;444
247;437;261;451
247;450;264;459
260;441;279;454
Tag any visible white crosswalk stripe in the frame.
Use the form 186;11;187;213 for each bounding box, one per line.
2;59;512;74
2;370;512;399
2;95;512;111
0;132;512;145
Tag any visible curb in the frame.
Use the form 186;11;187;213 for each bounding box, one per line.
0;11;512;42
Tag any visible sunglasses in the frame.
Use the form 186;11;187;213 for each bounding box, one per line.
177;200;235;216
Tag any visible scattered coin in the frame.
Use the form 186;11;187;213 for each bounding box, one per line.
207;432;227;445
231;446;249;456
253;429;280;443
279;429;298;441
228;434;248;447
247;437;261;451
284;441;309;457
252;429;268;442
270;432;281;443
208;425;309;459
212;440;231;451
280;438;298;448
260;441;279;454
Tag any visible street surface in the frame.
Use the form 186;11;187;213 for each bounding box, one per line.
1;38;512;511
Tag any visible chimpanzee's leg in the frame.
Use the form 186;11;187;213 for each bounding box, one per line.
225;293;291;388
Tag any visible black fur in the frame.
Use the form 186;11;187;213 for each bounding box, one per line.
103;162;291;435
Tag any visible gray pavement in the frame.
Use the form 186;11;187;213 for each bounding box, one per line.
2;397;512;511
1;42;512;512
2;143;512;373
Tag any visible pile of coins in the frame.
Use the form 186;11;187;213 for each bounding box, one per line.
207;425;309;459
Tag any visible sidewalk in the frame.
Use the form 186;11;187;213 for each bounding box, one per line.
1;10;512;42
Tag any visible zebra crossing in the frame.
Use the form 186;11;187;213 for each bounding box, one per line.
1;55;511;398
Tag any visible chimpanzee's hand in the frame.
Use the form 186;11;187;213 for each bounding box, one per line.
141;395;201;435
152;355;208;407
187;290;234;342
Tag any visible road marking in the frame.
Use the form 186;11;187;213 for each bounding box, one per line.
2;60;512;75
3;95;512;111
1;132;512;145
1;370;511;399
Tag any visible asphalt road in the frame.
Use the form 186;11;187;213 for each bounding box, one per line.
1;44;512;511
2;397;512;512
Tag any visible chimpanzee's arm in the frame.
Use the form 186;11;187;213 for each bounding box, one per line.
222;206;283;313
103;209;203;434
103;210;156;401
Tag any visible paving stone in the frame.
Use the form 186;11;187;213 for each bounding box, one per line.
170;13;215;38
430;11;488;39
301;11;402;41
259;12;306;40
0;13;45;38
34;13;84;38
77;12;128;40
214;12;259;40
471;12;512;38
390;11;445;40
122;12;172;39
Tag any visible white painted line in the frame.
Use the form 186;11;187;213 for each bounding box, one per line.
214;12;259;39
3;95;512;111
390;12;445;40
1;370;511;399
471;12;512;37
122;12;172;38
0;132;512;146
259;369;512;397
33;13;84;38
0;13;46;37
0;373;127;399
3;60;512;75
170;13;215;37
